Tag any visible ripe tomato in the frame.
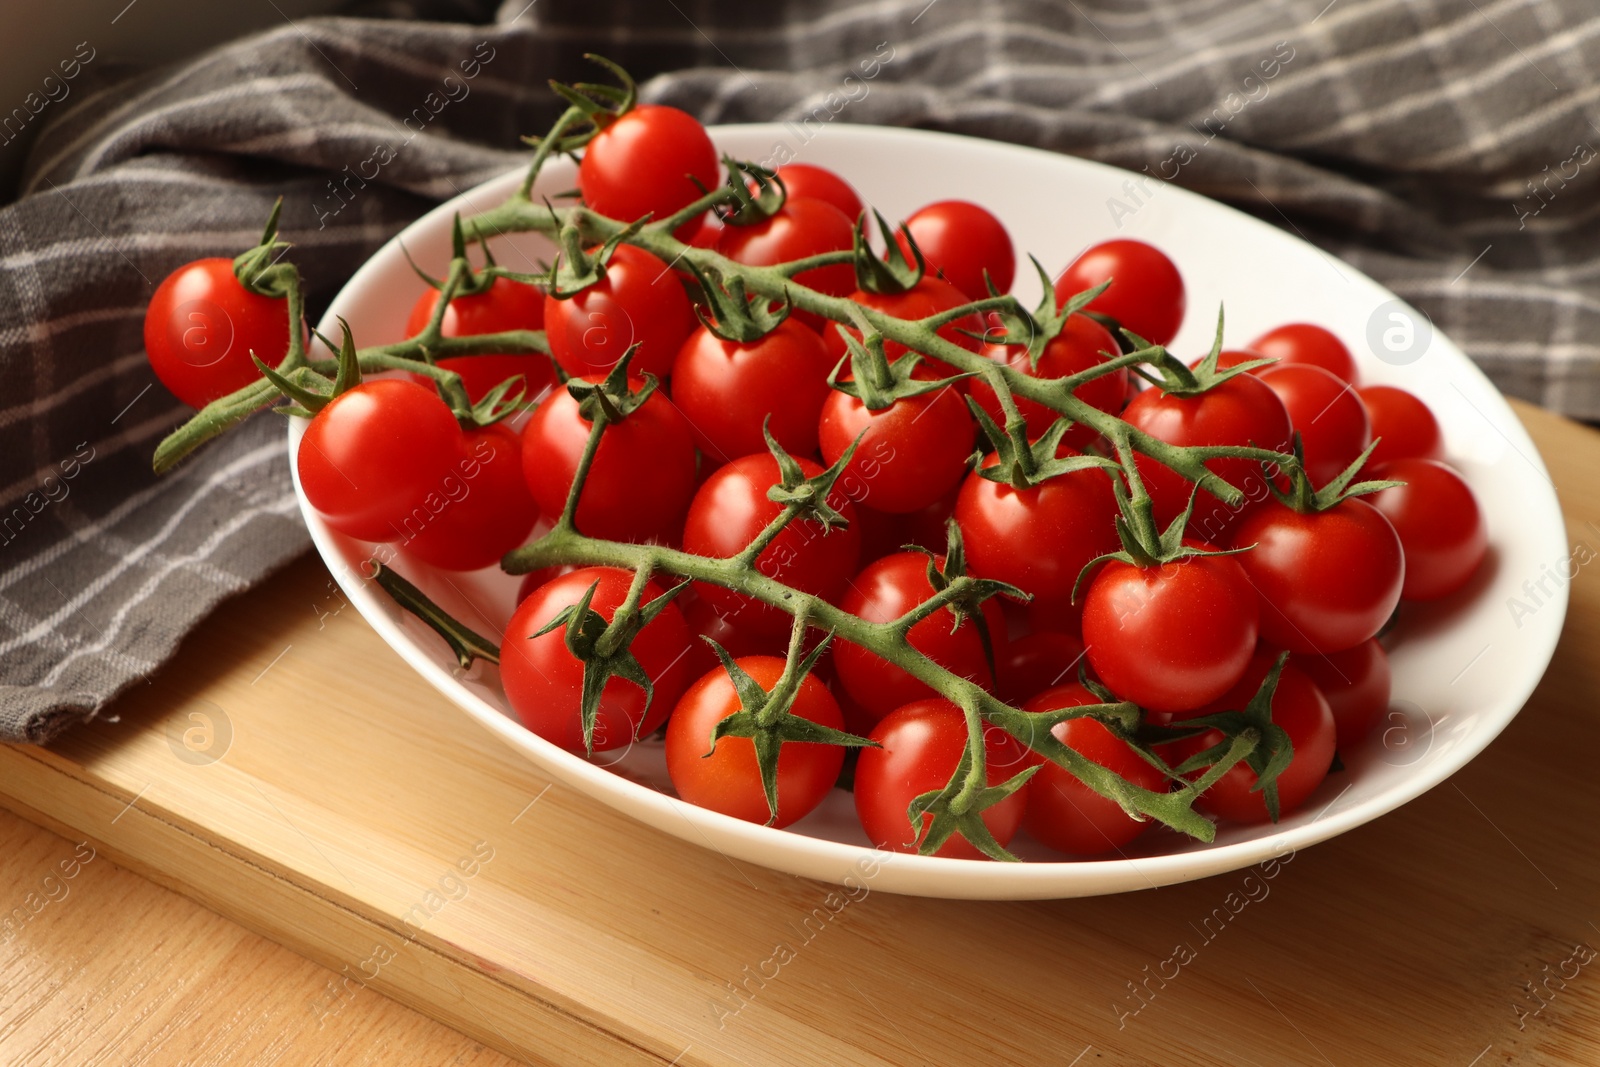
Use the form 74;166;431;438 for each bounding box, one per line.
680;453;862;639
666;654;846;827
521;375;697;544
1121;372;1293;538
1228;497;1404;653
145;258;291;408
297;379;463;542
1081;550;1258;713
954;444;1119;605
543;245;696;380
1259;364;1370;487
405;276;553;404
578;104;718;226
968;313;1126;449
402;423;539;570
1053;240;1185;346
1358;385;1443;468
1249;323;1358;384
894;200;1015;301
998;631;1088;704
1175;652;1336;823
854;698;1027;859
1291;639;1390;752
834;552;1006;720
770;163;862;222
1368;459;1487;601
820;274;984;378
717;197;858;306
501;567;694;753
1018;683;1167;854
818;379;974;515
670;318;835;464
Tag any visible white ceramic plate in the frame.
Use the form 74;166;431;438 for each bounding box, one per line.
294;124;1567;900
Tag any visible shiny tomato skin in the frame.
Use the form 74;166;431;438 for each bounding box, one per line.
1081;551;1259;713
680;453;862;639
670;318;835;464
1020;683;1167;854
521;375;697;545
820;275;984;379
501;566;694;753
968;314;1126;449
1053;239;1185;347
998;631;1089;705
402;423;539;570
1368;458;1488;601
298;379;464;543
1249;323;1358;384
543;244;696;380
145;258;291;408
718;197;857;304
1291;639;1391;752
405;276;553;404
1229;497;1404;654
818;379;974;515
666;655;846;827
1358;385;1443;468
854;698;1027;859
771;164;862;222
1259;363;1371;487
894;200;1016;301
578;104;718;225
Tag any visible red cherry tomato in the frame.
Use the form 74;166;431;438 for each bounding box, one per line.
1368;459;1488;601
818;378;975;515
681;453;862;639
501;567;694;753
821;275;984;379
998;631;1088;705
894;200;1016;301
401;423;539;570
1081;550;1259;713
854;698;1027;859
543;245;696;380
666;655;846;827
1291;640;1391;752
835;552;1006;721
1019;683;1167;854
717;197;858;308
1259;363;1371;487
1228;497;1404;654
521;375;697;545
771;164;862;222
578;104;719;226
1053;240;1185;347
145;258;291;408
1358;385;1444;468
968;314;1126;449
671;318;835;464
297;379;463;543
1249;323;1358;384
405;276;553;404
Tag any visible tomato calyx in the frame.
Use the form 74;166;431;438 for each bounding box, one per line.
401;214;503;301
257;317;362;417
827;306;971;412
966;399;1120;491
368;560;501;669
901;524;1021;673
758;421;855;537
533;53;638;141
713;158;788;227
1267;436;1405;513
564;348;656;425
907;709;1039;861
1135;307;1273;398
232;197;296;299
531;208;650;299
852;210;926;295
685;261;791;343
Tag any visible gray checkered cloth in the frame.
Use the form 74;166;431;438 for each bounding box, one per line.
3;0;1596;742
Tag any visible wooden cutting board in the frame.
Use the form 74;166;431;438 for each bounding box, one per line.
2;398;1597;1066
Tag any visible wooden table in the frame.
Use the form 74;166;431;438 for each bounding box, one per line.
2;398;1597;1066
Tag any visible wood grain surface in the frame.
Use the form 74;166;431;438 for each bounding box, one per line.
1;398;1597;1067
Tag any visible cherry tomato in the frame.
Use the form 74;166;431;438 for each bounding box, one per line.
297;379;464;543
145;258;291;408
854;698;1027;859
1081;550;1258;713
578;104;719;226
818;378;974;515
680;453;862;639
771;164;862;222
835;552;1006;721
894;200;1015;301
671;318;835;464
544;245;696;380
998;631;1088;705
1228;497;1404;653
501;567;694;753
1368;459;1487;601
1358;385;1444;468
1053;240;1185;347
521;375;697;544
1019;683;1167;854
954;443;1119;605
968;314;1126;449
1291;640;1390;752
666;654;846;827
1249;323;1358;384
1259;364;1370;487
717;197;857;308
405;276;553;404
402;423;539;570
820;275;984;379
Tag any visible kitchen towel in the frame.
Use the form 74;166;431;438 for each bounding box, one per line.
3;0;1597;741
